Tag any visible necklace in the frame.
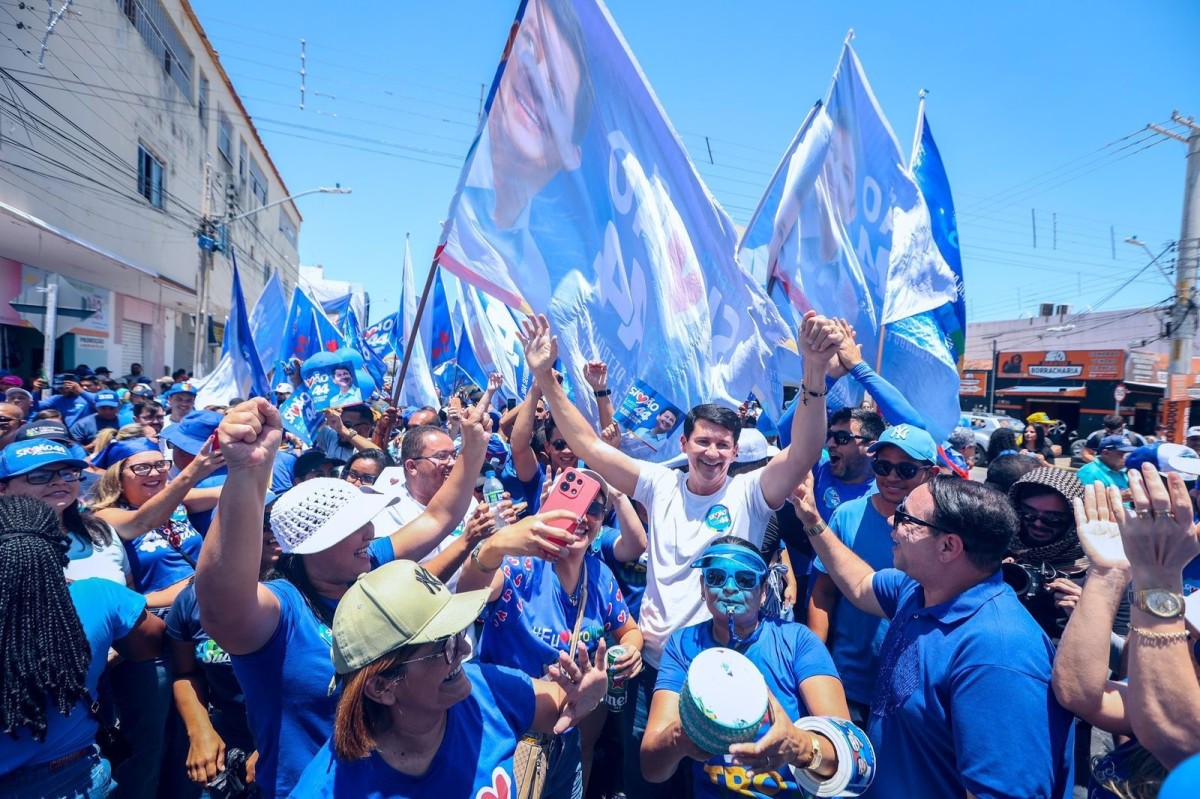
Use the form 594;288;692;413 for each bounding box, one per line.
558;561;587;607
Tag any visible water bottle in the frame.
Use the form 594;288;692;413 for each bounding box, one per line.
482;470;507;528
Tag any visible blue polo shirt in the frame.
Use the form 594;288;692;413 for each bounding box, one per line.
811;496;894;705
1075;459;1129;491
812;460;875;523
35;392;96;428
865;569;1074;799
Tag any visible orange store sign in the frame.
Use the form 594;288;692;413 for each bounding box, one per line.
997;350;1125;380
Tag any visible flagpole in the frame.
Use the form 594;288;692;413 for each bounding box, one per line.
390;251;440;407
910;89;928;170
875;323;886;373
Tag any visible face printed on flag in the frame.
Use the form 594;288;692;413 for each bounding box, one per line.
436;0;797;453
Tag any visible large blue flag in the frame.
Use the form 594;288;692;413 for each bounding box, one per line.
427;269;460;373
737;42;960;440
910;98;966;367
249;270;287;369
394;236;439;409
281;288;343;361
433;0;796;457
196;249;270;406
364;312;400;360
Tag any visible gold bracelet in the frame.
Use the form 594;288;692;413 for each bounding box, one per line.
1130;626;1190;645
804;730;823;772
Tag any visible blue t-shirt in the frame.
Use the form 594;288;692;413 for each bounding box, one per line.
68;412;120;446
123;504;203;594
185;472;228;537
500;457;545;514
271;450;300;495
590;526;647;620
811;496;894;705
655;617;839;798
231;538;394;799
36;392;96;428
288;663;536;799
811;460;875;523
865;569;1074;799
1075;460;1129;491
1181;555;1199;597
478;553;629;678
0;579;145;774
166;583;252;750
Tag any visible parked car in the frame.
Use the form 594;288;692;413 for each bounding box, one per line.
961;412;1027;467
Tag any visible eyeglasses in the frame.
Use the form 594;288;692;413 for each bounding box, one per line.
1017;504;1072;530
585;498;607;518
871;460;930;480
125;460;171;477
413;451;458;466
549;439;571;452
827;430;872;446
703;567;764;591
345;470;378;485
393;631;464;670
892;505;957;537
23;467;82;485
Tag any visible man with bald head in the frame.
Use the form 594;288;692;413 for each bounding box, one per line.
0;402;25;449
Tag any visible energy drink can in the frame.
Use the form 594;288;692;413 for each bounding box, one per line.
605;645;628;712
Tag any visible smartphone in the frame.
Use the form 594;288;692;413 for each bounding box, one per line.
506;397;518;411
449;396;463;413
540;469;601;547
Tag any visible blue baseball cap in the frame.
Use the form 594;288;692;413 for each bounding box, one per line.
867;423;938;464
92;437;162;470
16;420;72;444
160;410;223;455
1097;435;1136;453
164;381;198;398
1124;443;1200;479
0;440;87;479
95;390;120;409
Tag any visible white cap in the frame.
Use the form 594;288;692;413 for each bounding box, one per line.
275;382;294;394
270;478;399;555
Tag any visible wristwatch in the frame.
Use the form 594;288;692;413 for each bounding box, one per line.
803;520;828;538
1132;589;1186;619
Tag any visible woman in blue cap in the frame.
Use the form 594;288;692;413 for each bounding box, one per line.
0;438;129;586
643;537;858;797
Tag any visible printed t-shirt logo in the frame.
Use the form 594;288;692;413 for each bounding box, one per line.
704;505;731;533
824;486;842;509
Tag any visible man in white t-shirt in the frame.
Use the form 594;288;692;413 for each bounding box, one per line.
379;423;495;590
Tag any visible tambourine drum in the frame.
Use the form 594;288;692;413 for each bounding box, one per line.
678;647;769;754
793;716;877;797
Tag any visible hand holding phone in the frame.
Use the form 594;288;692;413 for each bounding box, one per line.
540;469;601;547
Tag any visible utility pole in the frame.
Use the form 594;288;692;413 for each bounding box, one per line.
192;160;216;379
1148;112;1200;376
40;281;57;383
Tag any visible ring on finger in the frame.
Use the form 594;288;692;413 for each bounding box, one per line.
1153;509;1175;519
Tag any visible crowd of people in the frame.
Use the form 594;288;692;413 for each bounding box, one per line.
1;316;1198;799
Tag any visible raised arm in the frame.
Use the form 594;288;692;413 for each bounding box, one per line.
195;399;284;656
1122;467;1200;769
96;439;225;541
610;490;647;563
584;362;615;432
794;481;883;619
1052;483;1134;734
509;383;543;483
519;315;641;497
387;403;492;561
455;509;580;600
758;312;841;509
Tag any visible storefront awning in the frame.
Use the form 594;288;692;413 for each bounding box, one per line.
0;200;195;303
995;384;1087;398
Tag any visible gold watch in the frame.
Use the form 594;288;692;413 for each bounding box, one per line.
1132;589;1185;619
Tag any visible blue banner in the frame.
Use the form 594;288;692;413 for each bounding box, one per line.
225;251;270;399
364;312;399;360
340;306;387;390
281;288;343;361
737;43;960;441
614;379;682;454
249;270;287;369
434;0;796;459
911;101;966;366
428;269;459;372
301;350;363;412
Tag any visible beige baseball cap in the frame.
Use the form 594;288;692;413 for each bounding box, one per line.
330;560;490;675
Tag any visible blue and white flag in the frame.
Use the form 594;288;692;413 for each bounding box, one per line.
249;270;287;369
279;385;323;446
363;312;399;360
281;288;343;361
433;0;796;456
394;236;440;409
460;284;527;404
340;305;387;391
427;269;461;373
910;98;966;367
737;42;960;440
195;250;270;406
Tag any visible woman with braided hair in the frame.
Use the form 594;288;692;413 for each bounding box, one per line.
0;494;163;798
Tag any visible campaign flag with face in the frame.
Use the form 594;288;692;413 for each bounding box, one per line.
432;0;796;460
301;350;363;412
910;99;966;368
737;42;960;440
339;305;388;391
364;312;399;360
249;270;287;368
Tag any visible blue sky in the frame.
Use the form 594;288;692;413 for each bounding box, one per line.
192;0;1200;326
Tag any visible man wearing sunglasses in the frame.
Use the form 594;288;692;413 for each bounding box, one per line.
813;408;885;522
805;476;1074;799
800;423;938;724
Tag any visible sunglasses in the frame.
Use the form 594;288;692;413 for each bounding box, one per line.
549;439;571;452
23;467;82;485
702;567;764;591
126;460;171;477
0;416;18;427
394;631;464;669
1017;504;1072;530
871;460;930;480
892;505;956;537
345;470;378;485
827;430;872;446
585;498;607;518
